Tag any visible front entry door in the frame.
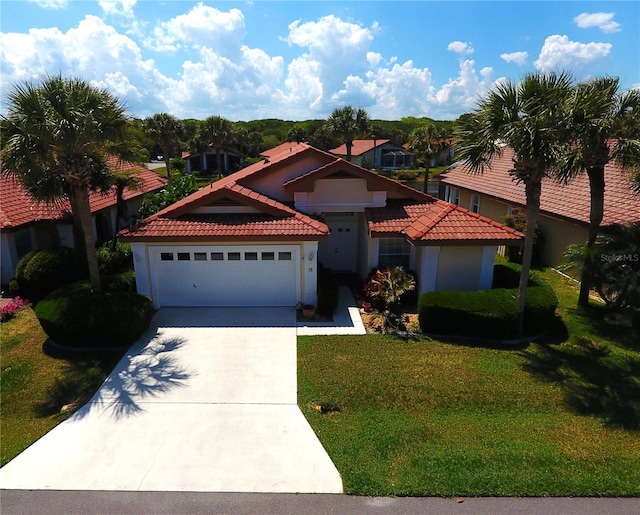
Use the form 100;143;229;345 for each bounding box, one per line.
318;221;358;272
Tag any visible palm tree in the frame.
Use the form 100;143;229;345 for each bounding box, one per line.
408;123;448;193
324;106;370;162
110;170;143;249
1;75;134;291
556;77;640;307
143;113;184;183
456;72;573;335
199;115;235;175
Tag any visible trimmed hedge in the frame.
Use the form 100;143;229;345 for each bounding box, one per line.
317;267;340;317
14;247;85;302
419;278;558;340
35;282;154;349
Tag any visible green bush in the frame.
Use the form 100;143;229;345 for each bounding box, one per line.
97;241;133;275
14;247;85;302
419;281;558;340
317;267;340;317
102;270;136;293
35;282;154;348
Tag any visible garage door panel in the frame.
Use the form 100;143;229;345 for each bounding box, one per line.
151;246;297;307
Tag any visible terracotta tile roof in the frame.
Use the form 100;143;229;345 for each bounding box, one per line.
119;213;328;240
440;147;640;226
366;200;524;245
330;139;391;156
120;178;329;241
0;157;166;229
283;158;431;201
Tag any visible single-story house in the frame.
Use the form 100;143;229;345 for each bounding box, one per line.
439;146;640;266
182;147;244;175
0;157;166;286
119;143;523;309
330;139;415;170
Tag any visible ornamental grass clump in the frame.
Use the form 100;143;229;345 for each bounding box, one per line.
0;297;30;323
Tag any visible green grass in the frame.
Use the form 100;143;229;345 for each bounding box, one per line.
298;267;640;496
0;308;120;466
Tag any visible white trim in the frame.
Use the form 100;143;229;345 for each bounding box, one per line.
420;246;440;295
479;246;497;290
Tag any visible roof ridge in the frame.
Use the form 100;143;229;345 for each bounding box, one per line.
405;202;455;239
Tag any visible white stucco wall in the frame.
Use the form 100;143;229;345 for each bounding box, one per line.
436;246;484;291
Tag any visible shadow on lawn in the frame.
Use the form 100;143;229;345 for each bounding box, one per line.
37;337;192;420
522;339;640;430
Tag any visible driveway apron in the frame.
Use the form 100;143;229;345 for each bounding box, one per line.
0;308;343;493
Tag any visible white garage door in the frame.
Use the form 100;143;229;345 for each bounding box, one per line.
151;245;298;307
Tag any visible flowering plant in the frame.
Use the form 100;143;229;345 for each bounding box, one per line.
1;297;30;323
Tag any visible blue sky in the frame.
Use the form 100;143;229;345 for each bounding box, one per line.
1;1;638;121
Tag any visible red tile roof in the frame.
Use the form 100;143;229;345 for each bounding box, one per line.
330;139;391;156
367;200;524;245
120;178;329;241
1;157;166;229
440;147;640;226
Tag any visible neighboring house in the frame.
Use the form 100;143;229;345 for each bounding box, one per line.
0;157;166;285
330;139;415;170
439;146;640;266
119;143;522;309
182;147;244;174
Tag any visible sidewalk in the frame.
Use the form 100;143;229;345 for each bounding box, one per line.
297;286;366;336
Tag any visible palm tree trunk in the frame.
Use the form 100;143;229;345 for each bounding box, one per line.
423;160;431;193
517;178;542;336
215;147;223;176
72;186;102;292
578;166;605;307
161;140;172;183
346;141;353;162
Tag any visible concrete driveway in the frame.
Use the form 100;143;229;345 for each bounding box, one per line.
0;308;343;493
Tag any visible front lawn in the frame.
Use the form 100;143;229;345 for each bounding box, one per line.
298;268;640;496
0;308;120;466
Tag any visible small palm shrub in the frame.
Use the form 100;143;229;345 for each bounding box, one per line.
364;267;416;333
35;281;153;349
14;247;85;302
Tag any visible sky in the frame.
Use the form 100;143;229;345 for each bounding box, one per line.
1;0;638;121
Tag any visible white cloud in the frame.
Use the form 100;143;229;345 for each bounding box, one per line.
500;51;528;65
99;0;137;18
146;4;246;54
433;60;494;118
447;41;474;55
534;35;612;73
27;0;67;8
574;12;621;33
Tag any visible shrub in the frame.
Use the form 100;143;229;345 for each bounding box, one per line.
364;267;416;333
418;281;557;340
35;282;154;348
502;214;546;266
0;296;30;323
393;170;419;181
102;270;136;293
14;247;85;302
317;267;340;317
97;241;133;275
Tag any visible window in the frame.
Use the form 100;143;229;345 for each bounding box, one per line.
378;238;411;269
194;252;207;261
446;186;460;206
228;252;241;261
211;252;224;261
261;252;275;261
160;252;174;261
177;252;191;261
278;252;292;261
470;194;480;214
14;229;32;258
245;252;258;261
